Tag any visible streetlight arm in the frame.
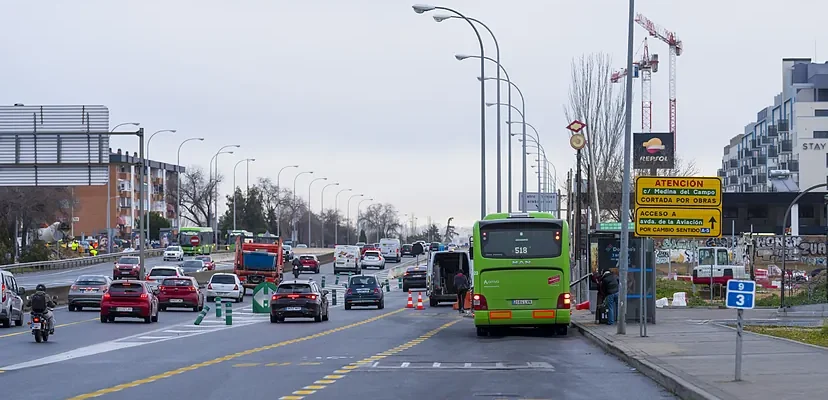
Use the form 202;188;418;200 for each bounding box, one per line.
483;77;524;109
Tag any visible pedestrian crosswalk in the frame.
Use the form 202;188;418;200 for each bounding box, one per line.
117;306;269;345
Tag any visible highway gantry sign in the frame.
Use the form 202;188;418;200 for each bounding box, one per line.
635;176;722;207
634;207;722;237
725;279;755;310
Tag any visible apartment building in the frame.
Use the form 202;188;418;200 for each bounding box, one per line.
71;148;184;238
719;58;828;192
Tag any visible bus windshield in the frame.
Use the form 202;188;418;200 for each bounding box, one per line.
479;222;562;259
179;232;197;244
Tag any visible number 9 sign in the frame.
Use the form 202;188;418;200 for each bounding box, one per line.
725;279;755;310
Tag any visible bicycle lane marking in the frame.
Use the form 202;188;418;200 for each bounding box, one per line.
65;308;405;400
279;318;461;399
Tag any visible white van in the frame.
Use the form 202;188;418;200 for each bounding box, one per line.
334;245;362;274
379;238;401;263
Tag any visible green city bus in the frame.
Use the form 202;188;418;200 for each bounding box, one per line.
178;227;215;255
472;212;571;336
226;230;253;251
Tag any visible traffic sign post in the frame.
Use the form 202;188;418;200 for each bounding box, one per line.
725;279;756;382
190;236;200;246
252;282;278;313
634;207;722;237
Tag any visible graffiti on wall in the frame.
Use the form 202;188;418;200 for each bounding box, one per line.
653;235;828;267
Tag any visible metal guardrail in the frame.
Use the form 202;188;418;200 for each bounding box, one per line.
0;249;232;274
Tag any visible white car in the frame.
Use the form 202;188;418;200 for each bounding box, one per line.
145;266;186;287
163;246;184;261
206;273;244;302
360;250;386;270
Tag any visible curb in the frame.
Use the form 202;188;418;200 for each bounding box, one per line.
572;321;722;400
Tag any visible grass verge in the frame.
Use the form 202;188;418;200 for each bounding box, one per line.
743;323;828;348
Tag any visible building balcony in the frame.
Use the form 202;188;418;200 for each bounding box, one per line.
757;155;767;165
750;157;758;167
727;176;738;185
768;147;778;158
718;169;726;177
757;174;767;184
729;159;738;168
741;149;752;158
788;160;799;172
741;166;751;175
768;125;778;137
780;140;793;152
778;119;789;132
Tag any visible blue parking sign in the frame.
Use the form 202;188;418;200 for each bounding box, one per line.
725;279;755;310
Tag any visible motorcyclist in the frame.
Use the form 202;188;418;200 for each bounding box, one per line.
27;284;56;334
292;256;302;278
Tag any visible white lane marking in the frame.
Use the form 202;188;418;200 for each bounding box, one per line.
0;341;143;370
495;362;505;368
433;362;441;367
464;362;472;367
135;336;170;340
401;362;410;368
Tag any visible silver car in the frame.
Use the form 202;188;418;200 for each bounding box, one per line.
360;250;386;270
68;275;112;311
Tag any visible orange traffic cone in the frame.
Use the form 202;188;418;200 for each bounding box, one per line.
416;292;424;310
406;291;414;308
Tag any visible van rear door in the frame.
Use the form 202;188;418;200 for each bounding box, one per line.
478;267;564;310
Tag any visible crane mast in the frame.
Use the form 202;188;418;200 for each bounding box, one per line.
634;13;682;141
610;38;658;133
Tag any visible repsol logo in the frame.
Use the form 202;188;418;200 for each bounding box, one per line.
638;155;669;162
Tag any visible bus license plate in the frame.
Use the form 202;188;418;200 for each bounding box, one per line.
512;300;533;305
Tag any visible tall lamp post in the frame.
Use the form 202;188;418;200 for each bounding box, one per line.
307;177;327;246
276;165;299;236
145;129;176;244
175;137;205;235
210;144;240;245
107;122;140;253
357;198;375;242
334;188;353;245
320;182;340;248
233;158;255;230
346;193;364;244
488;100;527;211
436;15;502;213
292;171;314;242
413;4;487;219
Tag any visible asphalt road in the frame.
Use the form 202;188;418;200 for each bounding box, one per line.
0;256;672;400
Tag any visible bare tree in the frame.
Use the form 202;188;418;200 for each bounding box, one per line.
0;187;74;263
360;203;402;238
175;166;222;227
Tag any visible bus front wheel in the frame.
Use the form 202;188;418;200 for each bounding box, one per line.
476;326;489;337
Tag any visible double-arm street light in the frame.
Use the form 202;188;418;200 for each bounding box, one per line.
438;13;503;213
308;177;328;245
145;129;176;244
413;4;487;219
292;171;314;242
334;188;353;245
320;182;340;248
176;137;205;233
210;144;240;244
276;165;299;236
233;158;255;230
346;193;364;244
106;122;141;253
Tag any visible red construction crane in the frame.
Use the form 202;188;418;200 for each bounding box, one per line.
610;38;659;133
635;13;682;140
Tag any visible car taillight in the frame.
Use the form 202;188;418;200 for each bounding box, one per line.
557;293;571;309
473;294;488;310
271;294;278;301
404;272;410;276
373;288;380;294
188;286;196;292
306;294;317;300
207;283;212;289
1;283;6;302
159;286;167;292
140;293;148;299
71;285;78;291
346;288;352;295
234;284;239;290
103;293;111;299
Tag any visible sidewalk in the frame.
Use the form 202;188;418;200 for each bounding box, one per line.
572;308;827;400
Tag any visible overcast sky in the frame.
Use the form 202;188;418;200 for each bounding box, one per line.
3;1;827;228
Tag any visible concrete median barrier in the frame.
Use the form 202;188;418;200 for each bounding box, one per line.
2;248;234;275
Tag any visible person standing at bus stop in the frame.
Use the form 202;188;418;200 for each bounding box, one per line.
454;271;469;314
600;270;619;325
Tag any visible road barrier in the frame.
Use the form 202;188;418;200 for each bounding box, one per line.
1;248;234;274
398;278;402;289
385;279;390;292
332;289;337;306
224;301;232;325
215;297;223;318
321;276;326;288
194;305;211;325
335;275;340;285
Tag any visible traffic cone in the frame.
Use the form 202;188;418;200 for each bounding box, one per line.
406;291;414;308
416;292;424;310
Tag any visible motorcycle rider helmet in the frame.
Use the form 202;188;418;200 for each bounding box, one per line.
36;284;47;292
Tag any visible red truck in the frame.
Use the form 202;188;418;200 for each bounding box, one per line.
233;234;284;290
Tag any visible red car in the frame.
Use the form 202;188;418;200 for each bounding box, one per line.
195;255;216;270
157;277;204;312
361;245;378;255
100;281;159;323
298;255;321;274
113;256;143;280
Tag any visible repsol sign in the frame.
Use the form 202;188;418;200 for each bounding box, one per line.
633;132;675;169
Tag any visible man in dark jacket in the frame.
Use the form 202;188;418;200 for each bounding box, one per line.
600;271;619;325
453;271;470;314
27;284;56;334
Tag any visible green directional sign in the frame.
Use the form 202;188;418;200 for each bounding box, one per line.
252;282;278;313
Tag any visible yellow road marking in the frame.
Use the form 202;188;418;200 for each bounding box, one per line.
0;318;98;338
279;397;304;400
265;362;291;367
68;308;405;399
298;362;321;365
233;363;260;367
278;319;460;399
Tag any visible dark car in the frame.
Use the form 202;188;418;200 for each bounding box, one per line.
270;280;329;323
100;281;159;323
429;242;441;251
179;259;206;274
344;275;384;310
68;275;112;311
402;265;428;292
401;244;414;257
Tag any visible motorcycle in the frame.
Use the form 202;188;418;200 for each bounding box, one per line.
29;295;57;343
292;264;301;279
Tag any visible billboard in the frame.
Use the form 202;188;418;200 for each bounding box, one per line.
0;105;110;186
634;132;675;169
519;192;559;214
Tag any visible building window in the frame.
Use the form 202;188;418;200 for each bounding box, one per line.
814;131;828;139
815;109;828;117
747;207;767;219
800;205;816;218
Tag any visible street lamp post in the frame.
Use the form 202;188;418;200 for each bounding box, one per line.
346;193;364;244
334;188;353;245
357;198;374;240
320;182;340;248
176;137;205;234
210;145;240;245
438;15;501;213
145;129;176;244
233;158;255;230
276;165;299;237
308;177;327;246
778;183;828;307
487;99;526;211
107;122;140;253
292;171;314;243
414;4;487;219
